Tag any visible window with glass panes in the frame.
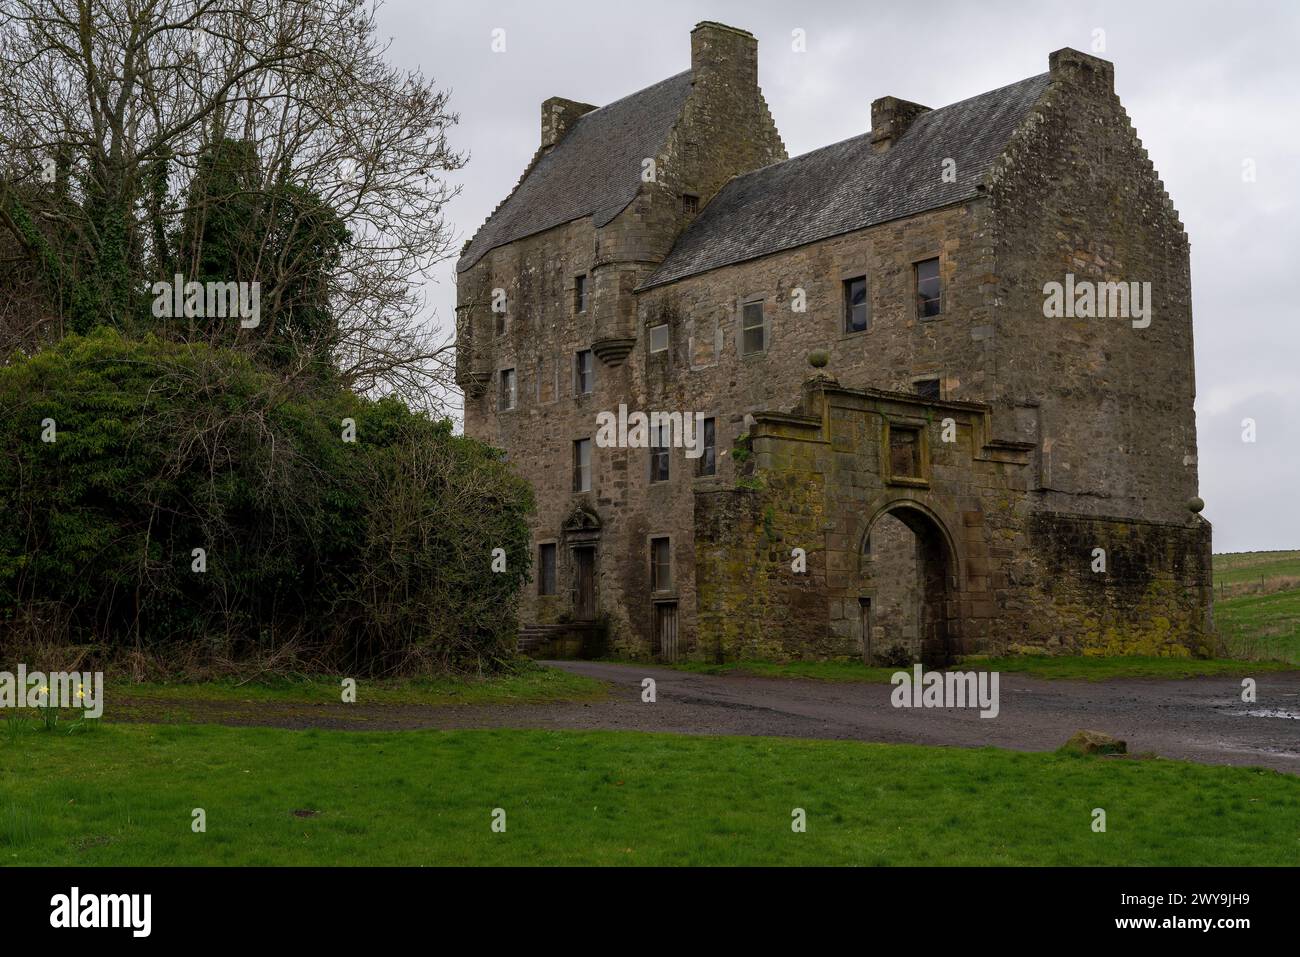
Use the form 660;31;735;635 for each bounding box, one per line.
538;543;557;595
698;417;716;476
650;537;672;591
573;438;591;491
649;422;670;482
844;276;869;333
741;300;766;355
916;259;942;318
574;349;593;395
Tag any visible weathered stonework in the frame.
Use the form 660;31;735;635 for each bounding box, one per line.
696;377;1211;664
456;23;1213;662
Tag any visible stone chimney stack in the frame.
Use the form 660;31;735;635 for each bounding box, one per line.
870;96;931;153
1048;47;1115;92
690;20;758;87
541;96;597;150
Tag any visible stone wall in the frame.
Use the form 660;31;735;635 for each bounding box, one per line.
456;41;1213;661
693;376;1214;662
1021;511;1216;656
633;202;991;654
455;23;785;655
986;48;1200;525
694;423;833;660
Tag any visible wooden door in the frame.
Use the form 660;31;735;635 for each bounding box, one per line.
655;602;679;661
573;547;596;620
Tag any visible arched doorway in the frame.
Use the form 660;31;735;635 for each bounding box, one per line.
859;503;959;667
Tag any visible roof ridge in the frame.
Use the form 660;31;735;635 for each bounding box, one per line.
640;69;1053;288
576;69;693;119
714;71;1052;191
457;69;695;272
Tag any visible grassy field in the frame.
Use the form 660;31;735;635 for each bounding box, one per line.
2;722;1295;867
1213;549;1300;587
660;655;1295;684
1215;591;1300;663
1;557;1293;870
106;663;605;708
1214;550;1300;663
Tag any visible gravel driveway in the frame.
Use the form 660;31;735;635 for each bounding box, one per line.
540;662;1300;774
114;660;1300;775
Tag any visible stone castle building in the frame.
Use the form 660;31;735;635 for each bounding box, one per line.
455;21;1214;663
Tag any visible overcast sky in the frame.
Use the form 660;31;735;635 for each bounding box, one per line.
377;0;1299;554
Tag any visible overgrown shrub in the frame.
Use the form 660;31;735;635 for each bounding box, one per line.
0;329;533;675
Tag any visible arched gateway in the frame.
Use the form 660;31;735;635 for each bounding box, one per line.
859;501;960;667
694;370;1210;662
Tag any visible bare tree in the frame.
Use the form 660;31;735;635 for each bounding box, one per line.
0;0;464;411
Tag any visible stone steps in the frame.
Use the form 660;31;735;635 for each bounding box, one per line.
516;622;606;659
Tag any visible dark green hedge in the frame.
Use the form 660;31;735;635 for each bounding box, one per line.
0;329;533;673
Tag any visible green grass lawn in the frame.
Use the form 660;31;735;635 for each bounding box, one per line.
1211;550;1300;663
1213;550;1300;663
1215;589;1300;664
1;723;1295;866
660;655;1296;684
106;662;605;708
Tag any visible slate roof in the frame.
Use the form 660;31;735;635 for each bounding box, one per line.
641;72;1051;289
458;71;694;272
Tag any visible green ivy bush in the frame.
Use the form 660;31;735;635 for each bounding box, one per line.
0;329;533;675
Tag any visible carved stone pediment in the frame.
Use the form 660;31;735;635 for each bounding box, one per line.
562;503;602;543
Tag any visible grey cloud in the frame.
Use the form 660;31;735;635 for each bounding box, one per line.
379;0;1300;551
